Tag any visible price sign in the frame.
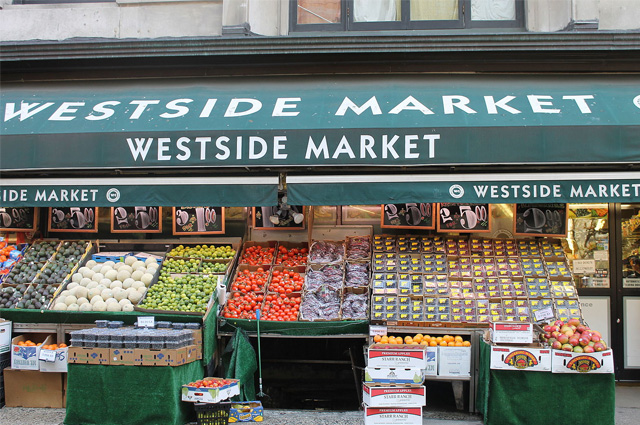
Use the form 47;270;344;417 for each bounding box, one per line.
48;207;98;233
436;203;491;233
573;259;597;274
111;207;162;233
380;203;435;230
172;207;225;235
534;307;555;322
0;207;38;232
137;316;156;328
39;349;57;362
369;325;388;336
514;203;568;237
593;250;609;261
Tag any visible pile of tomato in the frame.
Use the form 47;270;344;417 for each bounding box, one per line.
268;269;303;294
240;245;275;265
230;268;269;292
274;246;308;267
261;292;301;321
223;291;264;319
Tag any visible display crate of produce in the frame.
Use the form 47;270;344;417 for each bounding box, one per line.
268;266;305;293
11;334;53;370
490;343;552;372
228;401;264;422
231;265;272;293
299;285;342;322
92;252;134;263
341;287;369;320
345;235;372;261
167;243;238;260
363;383;426;407
260;292;301;321
194;402;232;425
136;273;219;316
344;261;370;288
162;257;203;275
239;241;278;266
308;240;345;265
305;263;343;292
200;259;232;275
551;349;614;374
274;241;308;267
182;378;240;403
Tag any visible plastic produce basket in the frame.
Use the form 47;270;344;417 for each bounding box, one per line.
195;403;231;425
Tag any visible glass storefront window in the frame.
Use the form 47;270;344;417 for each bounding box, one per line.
297;0;341;24
313;205;338;225
621;204;640;287
564;204;610;288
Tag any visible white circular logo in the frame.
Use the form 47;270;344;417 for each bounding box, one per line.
449;184;464;199
634;95;640;109
106;188;121;203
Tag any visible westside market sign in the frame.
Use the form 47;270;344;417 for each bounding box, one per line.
2;75;640;170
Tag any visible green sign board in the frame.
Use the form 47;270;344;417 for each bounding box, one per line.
2;75;640;171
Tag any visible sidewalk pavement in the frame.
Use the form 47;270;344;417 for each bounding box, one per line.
1;383;638;424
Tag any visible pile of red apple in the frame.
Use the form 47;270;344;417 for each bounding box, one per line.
186;378;237;389
541;318;607;354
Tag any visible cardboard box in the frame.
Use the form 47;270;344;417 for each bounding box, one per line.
490;345;551;372
109;348;136;366
363;383;426;407
3;368;66;408
0;319;11;354
11;334;53;370
364;407;423;425
437;346;471;377
367;344;428;369
491;322;533;344
551;349;614;374
39;346;69;373
229;401;264;422
424;346;438;376
68;346;110;365
364;367;425;385
181;378;240;403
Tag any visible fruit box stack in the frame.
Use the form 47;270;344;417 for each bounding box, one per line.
363;343;426;425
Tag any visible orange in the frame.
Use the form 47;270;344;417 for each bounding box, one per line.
59;343;67;348
455;336;463;343
448;341;455;346
380;336;389;344
420;340;429;346
455;341;463;347
388;336;396;344
413;334;423;343
429;340;438;347
463;341;471;347
373;335;382;343
404;336;413;344
439;340;448;346
435;336;443;344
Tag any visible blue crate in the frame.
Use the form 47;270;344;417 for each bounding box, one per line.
92;252;133;263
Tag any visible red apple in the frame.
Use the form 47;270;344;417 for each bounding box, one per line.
557;334;569;344
569;337;580;347
568;318;581;327
577;325;587;333
551;331;561;339
591;334;601;343
579;337;590;347
591;330;602;338
594;342;606;352
544;325;553;333
562;343;573;352
584;346;595;353
554;320;564;328
552;340;562;350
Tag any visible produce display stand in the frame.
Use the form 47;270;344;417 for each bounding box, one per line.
476;339;615;425
385;325;484;413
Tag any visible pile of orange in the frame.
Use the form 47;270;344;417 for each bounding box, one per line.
0;243;19;263
16;340;41;347
42;343;67;350
373;333;471;347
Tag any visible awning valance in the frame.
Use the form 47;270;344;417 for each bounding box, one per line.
286;172;640;205
2;75;640;171
0;176;279;207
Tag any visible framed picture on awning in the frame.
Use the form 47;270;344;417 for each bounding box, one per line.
380;203;435;230
0;207;38;232
513;204;568;237
436;203;491;233
48;207;99;233
172;207;225;235
111;207;163;233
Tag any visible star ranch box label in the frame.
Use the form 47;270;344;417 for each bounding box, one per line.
367;344;428;369
364;407;423;425
551;349;614;374
490;345;551;372
363;383;426;407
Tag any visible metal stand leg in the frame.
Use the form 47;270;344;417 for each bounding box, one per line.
452;381;464;411
349;347;363;408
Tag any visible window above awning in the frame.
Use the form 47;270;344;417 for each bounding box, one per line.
286;172;640;205
0;176;279;207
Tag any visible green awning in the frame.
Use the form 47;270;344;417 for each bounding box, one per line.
0;176;279;207
286;172;640;205
2;75;639;171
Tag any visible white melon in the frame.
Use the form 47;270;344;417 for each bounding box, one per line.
86;281;99;290
104;260;116;268
141;273;154;286
101;288;114;300
53;302;67;311
82;268;96;279
127;291;143;304
99;265;113;275
90;295;104;305
131;270;144;281
125;256;137;266
132;260;145;271
66;303;80;312
93;301;107;311
122;278;135;289
104;269;118;281
79;302;93;312
67;282;79;291
76;297;89;306
110;280;123;290
91;264;103;273
105;298;118;305
80;277;93;287
107;302;122;312
122;303;135;312
72;273;83;283
88;288;101;300
145;257;158;266
85;260;97;269
119;298;132;306
91;273;105;283
74;287;89;300
132;281;145;290
117;270;131;282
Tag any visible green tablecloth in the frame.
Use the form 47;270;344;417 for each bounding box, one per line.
65;361;203;425
219;318;368;336
477;340;615;425
0;307;218;365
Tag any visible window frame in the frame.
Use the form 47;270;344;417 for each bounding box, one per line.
290;0;525;33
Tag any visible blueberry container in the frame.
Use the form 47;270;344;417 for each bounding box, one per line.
172;322;185;330
184;322;201;330
150;342;164;350
156;321;172;329
108;321;124;329
95;320;109;328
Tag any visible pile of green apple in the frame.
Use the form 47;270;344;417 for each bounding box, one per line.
168;244;236;259
138;272;217;313
162;258;200;274
541;319;607;353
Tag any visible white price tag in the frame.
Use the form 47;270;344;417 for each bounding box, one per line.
593;250;609;261
572;259;596;274
369;325;388;336
534;307;555;322
623;278;640;288
39;349;57;362
137;316;155;328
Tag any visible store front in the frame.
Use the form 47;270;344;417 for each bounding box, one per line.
2;72;640;391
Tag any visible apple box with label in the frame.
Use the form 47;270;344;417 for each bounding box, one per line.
490;322;533;344
490;345;551;372
364;367;425;385
0;319;11;353
363;383;426;407
551;349;614;374
364;407;423;425
11;335;52;370
367;344;429;369
437;346;471;377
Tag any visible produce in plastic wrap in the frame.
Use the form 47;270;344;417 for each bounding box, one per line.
346;236;372;260
341;291;368;320
300;285;340;321
309;240;344;264
305;264;343;291
345;262;369;287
